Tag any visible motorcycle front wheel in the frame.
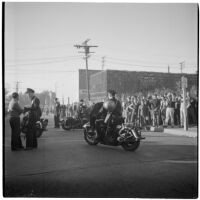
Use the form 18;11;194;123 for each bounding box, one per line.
121;140;140;151
84;129;99;145
61;120;72;131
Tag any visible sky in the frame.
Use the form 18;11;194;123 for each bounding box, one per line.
4;3;198;102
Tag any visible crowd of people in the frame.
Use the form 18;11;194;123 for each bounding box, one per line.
52;91;197;130
121;92;197;129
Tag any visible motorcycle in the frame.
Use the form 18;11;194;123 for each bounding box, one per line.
83;112;145;151
61;116;88;131
21;111;48;138
61;106;91;131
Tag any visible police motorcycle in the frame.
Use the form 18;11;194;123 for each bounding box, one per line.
61;115;88;131
61;105;90;131
83;100;145;151
21;107;48;138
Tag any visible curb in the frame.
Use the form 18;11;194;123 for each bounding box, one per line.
164;128;197;138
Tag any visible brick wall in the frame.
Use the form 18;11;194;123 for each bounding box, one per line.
79;69;101;100
107;70;197;96
90;71;107;102
88;69;197;100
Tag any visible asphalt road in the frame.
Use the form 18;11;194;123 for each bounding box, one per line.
4;116;198;198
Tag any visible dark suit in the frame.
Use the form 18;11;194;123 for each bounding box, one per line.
26;96;41;148
54;101;60;128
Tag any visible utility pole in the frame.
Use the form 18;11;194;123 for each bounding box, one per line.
180;61;185;74
102;56;105;71
181;76;188;131
74;39;98;101
15;81;21;93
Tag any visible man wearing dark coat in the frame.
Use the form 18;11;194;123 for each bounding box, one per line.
25;88;41;150
93;89;123;138
54;98;61;128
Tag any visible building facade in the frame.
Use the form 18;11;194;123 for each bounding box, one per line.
79;69;100;101
79;69;197;102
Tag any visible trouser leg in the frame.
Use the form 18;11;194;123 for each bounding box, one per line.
165;108;170;126
190;107;197;124
169;108;174;126
152;112;157;126
32;125;37;148
95;119;104;138
54;115;57;127
54;115;60;127
26;125;34;148
10;117;22;150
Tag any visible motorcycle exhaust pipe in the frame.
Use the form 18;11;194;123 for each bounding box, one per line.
117;135;137;143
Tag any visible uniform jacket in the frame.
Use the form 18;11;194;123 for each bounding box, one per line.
29;96;41;122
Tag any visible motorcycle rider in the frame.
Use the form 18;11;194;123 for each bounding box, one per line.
106;89;123;123
95;89;123;139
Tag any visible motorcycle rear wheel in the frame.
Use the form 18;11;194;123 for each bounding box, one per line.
84;130;99;145
121;140;140;151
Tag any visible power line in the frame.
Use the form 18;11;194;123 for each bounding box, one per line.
16;43;75;51
5;55;81;63
91;57;197;69
94;55;197;68
5;57;81;67
5;70;77;74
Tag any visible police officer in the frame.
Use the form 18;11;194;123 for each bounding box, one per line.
25;88;41;150
77;99;87;118
8;92;24;151
95;89;123;138
106;89;122;119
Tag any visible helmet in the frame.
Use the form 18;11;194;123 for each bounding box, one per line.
103;100;116;112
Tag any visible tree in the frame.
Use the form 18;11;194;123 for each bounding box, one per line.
4;88;12;115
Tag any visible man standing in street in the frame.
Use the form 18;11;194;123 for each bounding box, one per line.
150;94;160;127
165;93;175;128
54;98;61;128
25;88;41;150
8;92;24;151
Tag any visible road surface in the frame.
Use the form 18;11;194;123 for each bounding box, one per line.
4;116;198;198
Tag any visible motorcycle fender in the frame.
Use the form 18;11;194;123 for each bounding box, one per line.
83;122;90;129
131;129;140;139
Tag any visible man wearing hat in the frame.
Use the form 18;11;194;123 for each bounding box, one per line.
93;89;122;139
25;88;41;149
8;92;24;151
107;89;122;116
